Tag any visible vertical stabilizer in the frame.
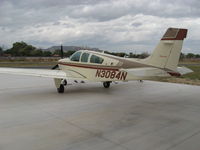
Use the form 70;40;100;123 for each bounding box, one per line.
143;28;187;71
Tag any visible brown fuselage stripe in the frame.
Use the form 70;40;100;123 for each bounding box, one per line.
59;62;119;71
59;63;181;77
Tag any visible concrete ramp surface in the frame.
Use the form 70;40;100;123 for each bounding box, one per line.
0;74;200;150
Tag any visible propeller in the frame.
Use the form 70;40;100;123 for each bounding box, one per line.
60;44;64;59
52;64;59;70
52;45;64;70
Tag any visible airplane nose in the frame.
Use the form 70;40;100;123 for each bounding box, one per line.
58;58;69;63
58;59;65;62
58;59;63;63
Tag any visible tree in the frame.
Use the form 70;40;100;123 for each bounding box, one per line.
22;45;36;56
64;50;75;57
4;41;37;56
104;51;128;57
116;52;126;57
30;49;43;56
129;52;140;58
43;51;52;57
195;54;200;58
179;53;185;60
53;49;61;56
12;41;28;56
186;53;195;58
139;52;149;58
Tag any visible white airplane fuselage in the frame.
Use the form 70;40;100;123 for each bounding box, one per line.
58;50;171;82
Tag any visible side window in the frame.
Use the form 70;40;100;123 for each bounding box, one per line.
70;52;81;62
90;55;104;64
81;53;90;62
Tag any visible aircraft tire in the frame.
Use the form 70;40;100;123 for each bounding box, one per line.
57;84;64;93
103;82;110;88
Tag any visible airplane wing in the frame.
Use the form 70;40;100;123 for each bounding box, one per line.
0;67;85;80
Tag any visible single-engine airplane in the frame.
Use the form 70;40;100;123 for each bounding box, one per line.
0;28;192;93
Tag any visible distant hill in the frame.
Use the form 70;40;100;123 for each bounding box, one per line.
44;46;100;52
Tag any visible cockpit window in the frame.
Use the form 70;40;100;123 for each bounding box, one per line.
90;55;104;64
70;52;81;62
81;53;90;62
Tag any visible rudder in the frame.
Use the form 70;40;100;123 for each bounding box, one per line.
143;28;187;71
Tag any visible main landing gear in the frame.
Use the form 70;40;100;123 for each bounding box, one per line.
55;79;112;93
103;81;111;88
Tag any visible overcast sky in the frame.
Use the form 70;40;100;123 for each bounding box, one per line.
0;0;200;53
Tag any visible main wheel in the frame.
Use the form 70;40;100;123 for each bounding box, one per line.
57;84;64;93
103;82;110;88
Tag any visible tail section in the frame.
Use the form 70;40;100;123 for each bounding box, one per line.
143;28;187;71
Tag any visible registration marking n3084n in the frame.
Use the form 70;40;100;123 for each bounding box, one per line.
95;69;127;80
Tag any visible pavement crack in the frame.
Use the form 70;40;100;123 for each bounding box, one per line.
44;111;129;150
166;128;200;150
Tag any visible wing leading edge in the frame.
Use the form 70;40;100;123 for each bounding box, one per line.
0;67;84;80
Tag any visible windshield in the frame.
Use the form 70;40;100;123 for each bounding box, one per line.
70;52;81;62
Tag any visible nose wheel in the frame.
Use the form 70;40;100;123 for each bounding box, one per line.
54;79;67;93
57;84;64;93
103;81;111;88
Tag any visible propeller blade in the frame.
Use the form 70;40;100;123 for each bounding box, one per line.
52;64;59;70
52;44;63;70
61;45;64;58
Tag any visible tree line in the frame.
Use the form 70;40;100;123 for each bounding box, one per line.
0;41;200;59
0;42;74;57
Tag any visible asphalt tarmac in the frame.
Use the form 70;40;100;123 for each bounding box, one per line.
0;74;200;150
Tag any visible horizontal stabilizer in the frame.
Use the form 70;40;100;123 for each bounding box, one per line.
123;67;170;77
177;66;193;75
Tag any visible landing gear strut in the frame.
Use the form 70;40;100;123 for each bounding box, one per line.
103;81;111;88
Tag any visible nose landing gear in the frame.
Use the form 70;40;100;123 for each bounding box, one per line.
54;78;67;93
57;84;64;93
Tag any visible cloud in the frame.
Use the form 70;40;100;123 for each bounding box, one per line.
0;0;200;53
